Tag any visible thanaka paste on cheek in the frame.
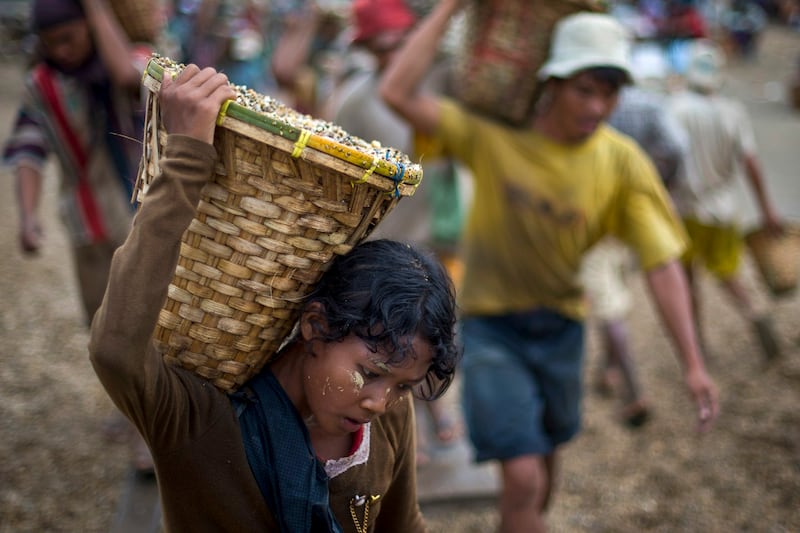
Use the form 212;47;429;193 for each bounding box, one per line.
350;370;365;391
372;359;391;373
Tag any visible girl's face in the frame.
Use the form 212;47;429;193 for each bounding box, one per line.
39;19;93;71
302;332;433;437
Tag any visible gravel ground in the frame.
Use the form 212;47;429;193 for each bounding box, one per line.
1;26;799;533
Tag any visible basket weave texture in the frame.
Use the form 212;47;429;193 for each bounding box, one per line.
109;0;160;43
453;0;606;126
136;59;422;392
746;225;800;297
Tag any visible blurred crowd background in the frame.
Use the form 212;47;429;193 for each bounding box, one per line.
1;0;799;115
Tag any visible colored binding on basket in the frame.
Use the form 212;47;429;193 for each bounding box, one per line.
389;161;405;198
352;156;379;187
216;99;233;126
291;129;312;158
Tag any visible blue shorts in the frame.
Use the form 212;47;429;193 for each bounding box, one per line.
459;309;585;462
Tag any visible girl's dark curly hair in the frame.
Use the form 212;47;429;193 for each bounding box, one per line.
302;239;460;400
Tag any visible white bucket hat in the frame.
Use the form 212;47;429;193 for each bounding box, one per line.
538;12;633;81
685;39;725;91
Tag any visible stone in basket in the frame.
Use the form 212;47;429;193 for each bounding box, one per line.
135;56;423;392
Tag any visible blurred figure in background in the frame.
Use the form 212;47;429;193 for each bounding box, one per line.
780;0;800;28
720;0;768;58
330;0;466;465
790;53;800;110
381;5;719;530
660;0;709;40
659;0;710;75
2;0;154;473
164;0;277;93
669;39;783;361
583;73;690;428
271;0;349;115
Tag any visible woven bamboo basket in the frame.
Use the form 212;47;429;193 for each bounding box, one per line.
453;0;606;126
745;225;800;297
109;0;160;43
136;57;423;392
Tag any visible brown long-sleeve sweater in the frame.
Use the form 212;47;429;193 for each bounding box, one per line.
89;135;426;532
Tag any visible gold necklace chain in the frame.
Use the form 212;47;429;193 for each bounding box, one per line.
349;496;370;533
349;494;380;533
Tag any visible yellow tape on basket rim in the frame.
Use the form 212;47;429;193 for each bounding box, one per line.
291;129;312;158
216;99;233;126
351;155;379;187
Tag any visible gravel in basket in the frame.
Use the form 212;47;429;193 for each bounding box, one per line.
135;56;423;392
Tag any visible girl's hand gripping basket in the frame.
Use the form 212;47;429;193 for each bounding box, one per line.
135;56;423;392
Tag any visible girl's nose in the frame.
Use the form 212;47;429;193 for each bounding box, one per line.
360;386;390;416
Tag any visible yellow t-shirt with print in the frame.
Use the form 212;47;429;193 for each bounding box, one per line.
417;99;687;320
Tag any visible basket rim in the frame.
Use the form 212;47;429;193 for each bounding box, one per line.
143;58;422;190
746;223;800;240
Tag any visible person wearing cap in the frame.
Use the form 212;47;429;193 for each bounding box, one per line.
380;1;719;530
3;0;152;322
669;39;783;361
331;0;467;464
332;0;426;155
2;0;154;472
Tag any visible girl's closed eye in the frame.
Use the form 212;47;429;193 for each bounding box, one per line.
359;366;381;380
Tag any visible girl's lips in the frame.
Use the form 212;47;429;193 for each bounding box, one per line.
342;417;364;432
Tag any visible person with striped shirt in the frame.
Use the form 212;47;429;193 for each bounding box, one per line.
3;0;154;474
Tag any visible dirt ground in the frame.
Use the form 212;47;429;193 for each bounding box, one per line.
1;25;799;533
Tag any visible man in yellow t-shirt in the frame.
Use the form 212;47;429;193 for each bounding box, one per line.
381;4;719;532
